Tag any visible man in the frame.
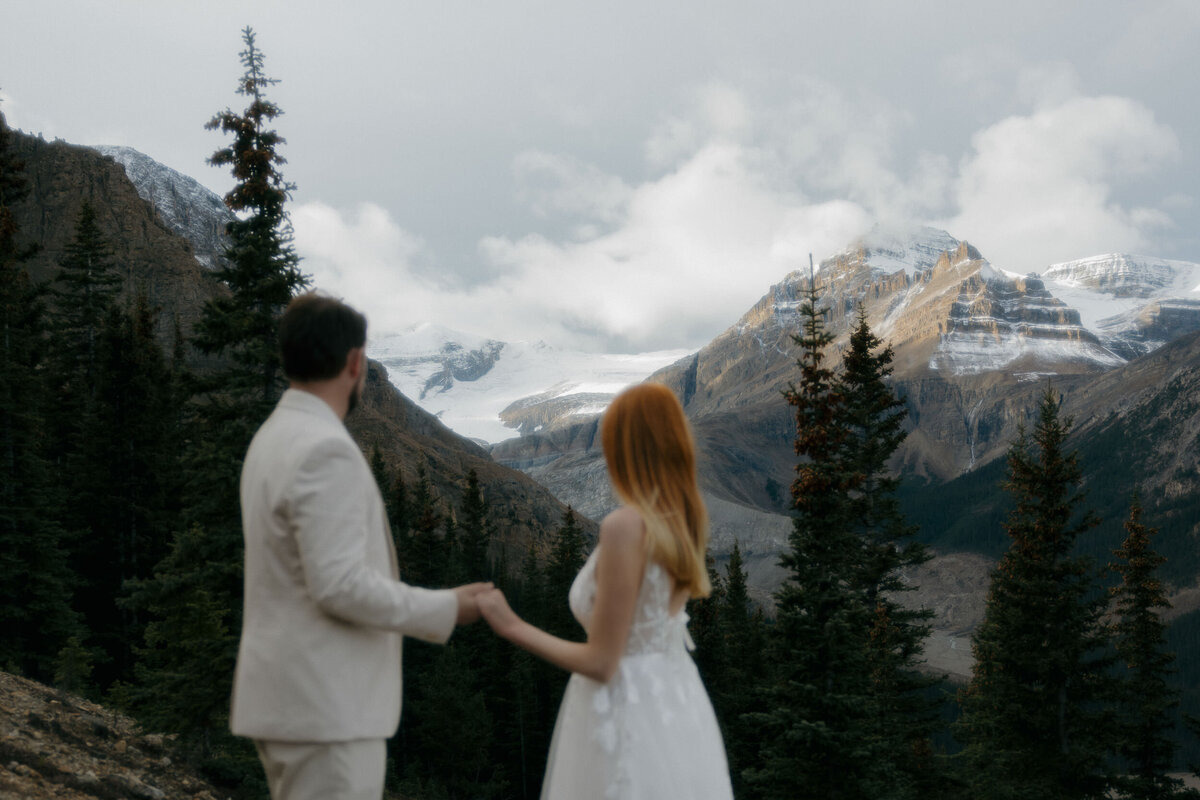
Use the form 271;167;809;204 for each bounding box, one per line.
231;292;491;800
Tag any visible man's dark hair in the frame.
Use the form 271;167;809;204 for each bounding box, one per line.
278;292;368;381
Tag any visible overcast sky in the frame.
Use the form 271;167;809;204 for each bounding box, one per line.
3;1;1199;352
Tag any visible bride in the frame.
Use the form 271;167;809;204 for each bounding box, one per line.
477;383;734;799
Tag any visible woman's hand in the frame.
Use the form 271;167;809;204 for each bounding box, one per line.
478;588;522;640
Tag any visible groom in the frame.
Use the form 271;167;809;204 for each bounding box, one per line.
231;292;491;800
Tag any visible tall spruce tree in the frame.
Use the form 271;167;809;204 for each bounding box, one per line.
0;106;80;676
958;388;1113;800
457;468;493;583
196;25;306;410
48;202;122;407
688;553;727;699
80;292;179;687
716;541;765;797
839;305;941;798
129;29;304;783
746;274;874;800
1109;496;1192;800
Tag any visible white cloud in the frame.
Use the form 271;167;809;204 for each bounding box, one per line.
294;142;872;352
483;142;871;349
512;150;632;225
294;81;1184;355
942;95;1180;273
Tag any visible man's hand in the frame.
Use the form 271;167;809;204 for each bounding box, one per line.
477;588;522;641
453;582;494;625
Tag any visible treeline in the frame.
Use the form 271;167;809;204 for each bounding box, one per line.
4;26;1200;800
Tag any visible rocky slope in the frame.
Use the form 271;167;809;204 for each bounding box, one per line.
9;134;221;341
0;671;225;800
90;145;233;272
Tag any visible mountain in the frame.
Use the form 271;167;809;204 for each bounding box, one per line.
10;135;222;339
369;323;688;444
1041;253;1200;359
496;229;1200;515
7;131;589;558
90;144;233;271
491;227;1200;651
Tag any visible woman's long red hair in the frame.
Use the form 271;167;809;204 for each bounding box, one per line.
601;383;711;598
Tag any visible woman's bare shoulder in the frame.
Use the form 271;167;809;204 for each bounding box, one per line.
599;506;645;550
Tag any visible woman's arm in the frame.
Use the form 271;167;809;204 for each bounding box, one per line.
479;508;645;683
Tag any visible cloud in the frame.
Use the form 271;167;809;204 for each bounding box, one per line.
512;150;632;226
942;95;1180;272
294;80;1184;354
295;144;872;352
482;142;871;350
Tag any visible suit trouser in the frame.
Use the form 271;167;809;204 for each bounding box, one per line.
255;739;387;800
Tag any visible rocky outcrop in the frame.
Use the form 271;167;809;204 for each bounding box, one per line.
0;671;225;800
9;133;222;343
89;145;232;272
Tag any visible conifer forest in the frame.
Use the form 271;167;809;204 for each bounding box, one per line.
4;27;1200;800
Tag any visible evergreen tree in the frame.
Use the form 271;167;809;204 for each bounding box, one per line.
42;203;152;692
196;25;307;411
958;388;1113;800
0;105;80;677
129;29;304;786
543;507;587;641
386;468;412;543
79;292;179;686
689;552;727;695
508;534;551;798
839;305;941;798
400;465;444;587
715;541;765;797
746;274;874;800
48;201;122;408
458;469;493;583
1109;495;1191;799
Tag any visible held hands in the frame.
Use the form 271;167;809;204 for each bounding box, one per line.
453;582;494;625
477;588;522;640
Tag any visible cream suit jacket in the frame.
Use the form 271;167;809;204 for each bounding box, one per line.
231;388;458;742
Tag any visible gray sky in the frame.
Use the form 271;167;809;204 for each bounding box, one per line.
4;1;1199;351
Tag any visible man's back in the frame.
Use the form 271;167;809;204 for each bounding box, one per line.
231;388;455;742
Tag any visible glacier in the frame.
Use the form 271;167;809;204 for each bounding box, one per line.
370;323;690;443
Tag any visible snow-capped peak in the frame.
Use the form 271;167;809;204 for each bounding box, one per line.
838;225;962;276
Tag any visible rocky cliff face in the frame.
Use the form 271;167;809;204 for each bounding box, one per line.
90;145;232;271
9;133;221;341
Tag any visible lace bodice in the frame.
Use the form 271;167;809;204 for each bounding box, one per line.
568;550;692;657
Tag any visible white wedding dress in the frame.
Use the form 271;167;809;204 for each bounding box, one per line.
540;549;734;799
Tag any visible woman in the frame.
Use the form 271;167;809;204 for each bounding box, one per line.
477;383;734;799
